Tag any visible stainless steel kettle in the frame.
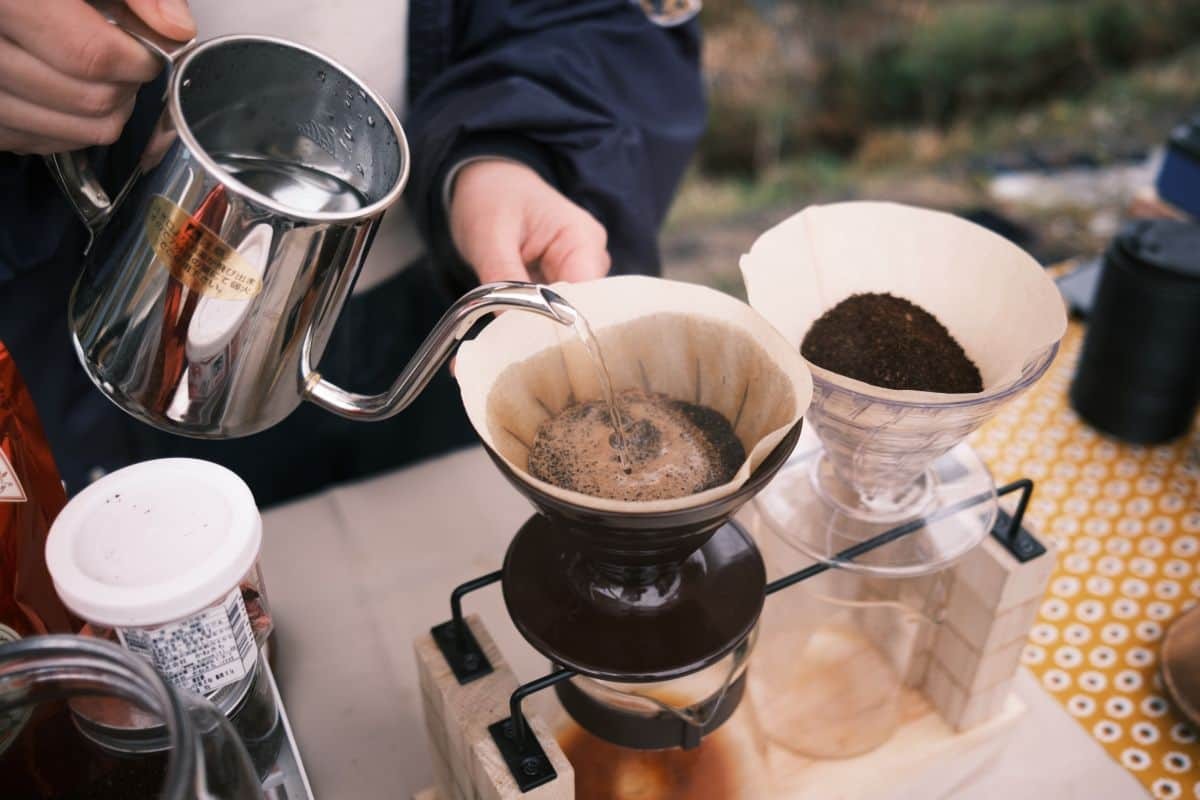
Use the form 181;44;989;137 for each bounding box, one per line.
49;4;578;439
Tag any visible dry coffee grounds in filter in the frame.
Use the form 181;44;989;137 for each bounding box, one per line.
801;293;982;393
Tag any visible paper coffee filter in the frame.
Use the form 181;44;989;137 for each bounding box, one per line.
739;201;1067;402
456;276;813;514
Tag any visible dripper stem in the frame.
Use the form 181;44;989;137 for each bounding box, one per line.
589;561;675;587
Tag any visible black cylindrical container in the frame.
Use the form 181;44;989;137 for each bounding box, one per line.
1070;220;1200;443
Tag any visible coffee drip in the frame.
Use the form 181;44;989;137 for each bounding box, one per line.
557;721;737;800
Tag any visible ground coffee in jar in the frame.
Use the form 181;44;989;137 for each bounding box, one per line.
801;292;982;393
45;459;283;778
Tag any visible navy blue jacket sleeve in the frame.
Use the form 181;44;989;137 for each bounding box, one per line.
404;0;705;296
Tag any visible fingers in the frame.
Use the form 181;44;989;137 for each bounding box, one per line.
449;158;610;288
0;36;137;118
449;162;532;284
0;84;135;148
0;0;162;83
451;207;531;284
124;0;196;42
537;217;611;283
473;256;532;285
0;0;172;153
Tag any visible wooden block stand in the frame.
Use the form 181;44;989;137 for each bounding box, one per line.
414;614;1024;800
414;514;1056;799
414;615;573;800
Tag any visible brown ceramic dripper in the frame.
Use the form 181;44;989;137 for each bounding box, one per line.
486;421;802;683
455;276;812;761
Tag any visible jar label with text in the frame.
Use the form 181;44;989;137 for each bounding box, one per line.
118;587;257;696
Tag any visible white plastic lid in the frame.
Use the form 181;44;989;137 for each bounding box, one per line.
46;458;262;628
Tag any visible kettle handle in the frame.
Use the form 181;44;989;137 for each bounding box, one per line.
43;1;194;242
301;282;579;422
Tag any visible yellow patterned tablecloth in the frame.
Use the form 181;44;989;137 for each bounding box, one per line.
972;323;1200;800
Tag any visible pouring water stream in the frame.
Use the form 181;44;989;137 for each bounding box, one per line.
551;302;631;473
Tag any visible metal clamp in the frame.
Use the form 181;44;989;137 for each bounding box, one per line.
488;668;576;793
430;570;502;684
990;478;1045;562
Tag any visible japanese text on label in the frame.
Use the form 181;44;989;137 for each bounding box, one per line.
143;195;262;300
119;587;257;696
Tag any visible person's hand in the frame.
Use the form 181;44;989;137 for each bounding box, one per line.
0;0;195;154
449;159;612;285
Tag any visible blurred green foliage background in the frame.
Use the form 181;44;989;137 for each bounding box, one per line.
663;1;1200;292
698;0;1200;175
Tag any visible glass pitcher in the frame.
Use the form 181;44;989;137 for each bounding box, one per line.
745;500;945;759
0;635;261;799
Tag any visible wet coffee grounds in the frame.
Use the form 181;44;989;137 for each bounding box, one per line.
801;293;982;393
527;389;745;502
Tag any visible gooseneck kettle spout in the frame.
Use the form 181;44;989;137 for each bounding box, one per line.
302;282;580;422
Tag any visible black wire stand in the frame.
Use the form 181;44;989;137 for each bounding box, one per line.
429;478;1041;792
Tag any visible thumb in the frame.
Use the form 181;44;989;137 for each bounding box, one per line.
124;0;196;42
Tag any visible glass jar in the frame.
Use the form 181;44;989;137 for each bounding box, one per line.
0;634;260;799
44;458;282;775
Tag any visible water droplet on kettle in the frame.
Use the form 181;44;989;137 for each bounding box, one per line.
182;78;191;88
367;115;375;127
356;163;364;176
344;99;351;108
317;70;326;82
358;90;367;101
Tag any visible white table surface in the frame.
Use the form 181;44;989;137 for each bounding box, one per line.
259;446;1148;799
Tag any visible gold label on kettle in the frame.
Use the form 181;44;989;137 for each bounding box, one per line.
144;196;263;300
